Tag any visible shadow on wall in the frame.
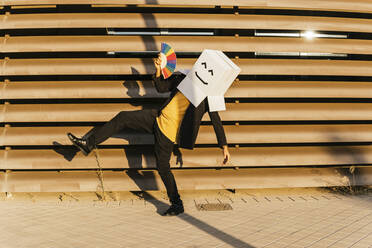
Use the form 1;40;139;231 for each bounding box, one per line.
323;131;372;204
52;142;79;161
52;69;160;190
51;66;180;189
325;131;367;188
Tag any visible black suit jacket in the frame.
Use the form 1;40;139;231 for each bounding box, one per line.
153;73;227;150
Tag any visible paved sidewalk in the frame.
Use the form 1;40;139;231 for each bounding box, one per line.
0;188;371;248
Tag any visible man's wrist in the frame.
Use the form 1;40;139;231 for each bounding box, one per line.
156;69;161;78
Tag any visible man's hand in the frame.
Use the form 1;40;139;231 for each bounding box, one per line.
153;53;162;77
222;145;230;165
173;146;183;168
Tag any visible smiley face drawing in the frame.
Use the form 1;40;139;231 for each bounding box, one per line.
192;57;224;91
195;62;214;85
177;49;241;111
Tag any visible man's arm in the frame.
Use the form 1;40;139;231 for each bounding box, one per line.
152;54;177;93
208;111;231;164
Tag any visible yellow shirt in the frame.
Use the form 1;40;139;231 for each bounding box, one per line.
156;91;190;142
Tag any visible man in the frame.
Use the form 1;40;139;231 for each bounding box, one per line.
67;54;230;216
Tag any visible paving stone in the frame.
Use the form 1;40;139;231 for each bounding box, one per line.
0;189;371;248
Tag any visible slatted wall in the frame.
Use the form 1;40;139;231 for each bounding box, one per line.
1;1;372;192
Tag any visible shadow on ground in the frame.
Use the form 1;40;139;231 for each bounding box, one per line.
132;191;255;248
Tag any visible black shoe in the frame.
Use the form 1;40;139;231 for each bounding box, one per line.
67;132;91;156
162;203;184;216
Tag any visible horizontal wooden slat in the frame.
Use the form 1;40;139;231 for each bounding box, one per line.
3;103;372;122
2;81;372;99
4;58;372;76
4;36;372;55
1;167;371;192
0;105;4;122
1;146;372;169
2;103;144;122
3;125;372;146
0;81;170;99
239;0;372;13
0;127;4;145
3;1;372;14
1;58;179;75
3;14;372;33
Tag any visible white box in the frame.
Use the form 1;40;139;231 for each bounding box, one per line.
177;49;241;112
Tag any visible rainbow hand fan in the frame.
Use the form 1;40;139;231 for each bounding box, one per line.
160;43;177;79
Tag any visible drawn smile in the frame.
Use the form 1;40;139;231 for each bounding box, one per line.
195;71;208;85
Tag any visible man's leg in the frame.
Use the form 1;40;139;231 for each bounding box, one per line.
153;124;183;216
88;109;157;146
68;109;157;155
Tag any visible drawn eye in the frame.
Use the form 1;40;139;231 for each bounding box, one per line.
208;69;214;76
201;62;207;69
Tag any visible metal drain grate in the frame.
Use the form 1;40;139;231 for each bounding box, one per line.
196;203;233;211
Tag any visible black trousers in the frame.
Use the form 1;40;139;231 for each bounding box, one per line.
87;109;181;204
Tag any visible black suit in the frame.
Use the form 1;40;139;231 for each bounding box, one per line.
153;73;227;149
86;73;228;205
